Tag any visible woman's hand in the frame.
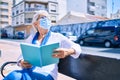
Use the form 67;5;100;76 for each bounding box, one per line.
19;59;32;69
33;21;40;30
52;48;75;58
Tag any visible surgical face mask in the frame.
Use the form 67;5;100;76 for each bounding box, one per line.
39;17;51;30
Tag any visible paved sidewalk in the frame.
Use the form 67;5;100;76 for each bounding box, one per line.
0;39;76;80
0;39;21;79
0;39;21;66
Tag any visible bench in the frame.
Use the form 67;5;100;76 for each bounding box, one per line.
1;53;120;80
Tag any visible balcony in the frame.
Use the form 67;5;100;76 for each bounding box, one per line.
0;18;9;22
25;0;49;3
1;12;9;15
0;5;8;9
25;8;47;12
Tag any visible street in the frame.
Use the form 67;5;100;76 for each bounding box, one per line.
81;45;120;59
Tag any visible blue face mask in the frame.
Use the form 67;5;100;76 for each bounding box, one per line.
39;17;51;30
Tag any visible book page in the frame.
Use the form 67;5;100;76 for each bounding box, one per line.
20;43;59;67
20;43;42;67
40;43;59;66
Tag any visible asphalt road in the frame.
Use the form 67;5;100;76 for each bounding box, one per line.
81;45;120;59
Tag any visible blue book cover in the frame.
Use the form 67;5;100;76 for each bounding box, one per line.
20;43;59;67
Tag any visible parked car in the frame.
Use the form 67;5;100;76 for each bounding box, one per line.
1;32;8;38
14;32;25;39
76;26;120;48
61;32;77;41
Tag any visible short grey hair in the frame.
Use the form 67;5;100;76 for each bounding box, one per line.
32;10;49;24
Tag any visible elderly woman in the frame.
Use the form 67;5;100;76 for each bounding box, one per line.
3;10;81;80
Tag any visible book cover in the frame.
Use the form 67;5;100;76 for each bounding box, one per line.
20;43;59;67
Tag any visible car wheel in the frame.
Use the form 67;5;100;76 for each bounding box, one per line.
104;41;111;48
79;40;84;46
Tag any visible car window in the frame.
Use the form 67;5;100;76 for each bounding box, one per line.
87;29;94;35
116;27;120;34
94;29;102;35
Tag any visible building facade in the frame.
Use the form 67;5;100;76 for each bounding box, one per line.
12;0;67;37
111;9;120;19
67;0;107;18
12;0;108;38
0;0;12;28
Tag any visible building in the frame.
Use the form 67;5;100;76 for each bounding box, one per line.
111;9;120;19
12;0;108;38
0;0;12;28
67;0;107;18
56;11;109;25
12;0;67;37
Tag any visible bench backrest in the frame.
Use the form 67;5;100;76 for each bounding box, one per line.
58;54;120;80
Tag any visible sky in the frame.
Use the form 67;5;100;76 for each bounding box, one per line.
16;0;120;18
107;0;120;17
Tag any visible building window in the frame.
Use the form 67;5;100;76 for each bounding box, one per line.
12;12;14;16
48;2;58;13
1;15;8;18
20;10;23;12
1;9;8;12
89;2;95;6
35;4;46;10
28;4;31;8
20;3;24;12
50;4;57;12
1;2;8;6
51;16;56;23
16;10;19;14
89;11;95;15
101;6;106;9
101;14;105;17
16;22;19;24
1;21;8;25
25;18;32;23
16;17;19;24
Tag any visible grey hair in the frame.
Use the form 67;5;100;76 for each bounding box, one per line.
32;10;49;24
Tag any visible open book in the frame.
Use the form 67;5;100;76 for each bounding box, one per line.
20;43;59;67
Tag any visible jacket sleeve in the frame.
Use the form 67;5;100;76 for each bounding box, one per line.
60;34;82;58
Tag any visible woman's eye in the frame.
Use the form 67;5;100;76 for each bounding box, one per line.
41;16;46;19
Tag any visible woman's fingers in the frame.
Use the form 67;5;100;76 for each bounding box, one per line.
20;60;32;68
53;50;65;58
53;48;70;58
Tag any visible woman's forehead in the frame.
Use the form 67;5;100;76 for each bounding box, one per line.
39;14;47;17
